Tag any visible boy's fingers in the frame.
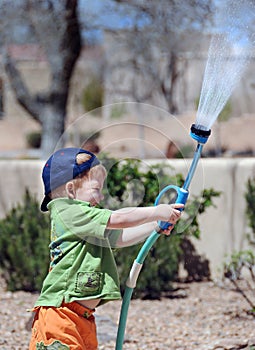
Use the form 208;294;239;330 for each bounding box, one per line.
162;226;173;235
173;209;182;217
173;203;185;208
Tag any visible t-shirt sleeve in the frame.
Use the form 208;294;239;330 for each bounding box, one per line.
105;229;123;248
70;204;112;239
51;200;113;240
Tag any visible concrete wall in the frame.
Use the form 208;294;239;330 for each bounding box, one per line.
1;158;255;279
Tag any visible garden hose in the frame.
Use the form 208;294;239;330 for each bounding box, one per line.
115;124;211;350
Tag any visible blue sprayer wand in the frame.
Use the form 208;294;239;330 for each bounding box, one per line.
115;124;211;350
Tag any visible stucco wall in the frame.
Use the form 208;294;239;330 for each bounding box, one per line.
1;158;255;279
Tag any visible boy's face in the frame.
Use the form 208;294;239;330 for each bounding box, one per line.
75;170;105;206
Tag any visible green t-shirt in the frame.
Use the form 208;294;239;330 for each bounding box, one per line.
35;198;122;308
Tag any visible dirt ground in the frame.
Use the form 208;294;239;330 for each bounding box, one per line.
1;279;255;350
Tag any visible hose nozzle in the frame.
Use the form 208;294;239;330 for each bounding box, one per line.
190;124;211;144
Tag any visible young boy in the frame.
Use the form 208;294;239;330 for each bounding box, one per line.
29;147;183;350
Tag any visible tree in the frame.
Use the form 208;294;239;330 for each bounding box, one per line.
0;0;81;159
107;0;214;114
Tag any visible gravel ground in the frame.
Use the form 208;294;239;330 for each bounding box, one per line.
0;280;255;350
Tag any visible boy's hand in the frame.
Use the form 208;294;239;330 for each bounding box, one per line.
160;226;174;236
156;203;184;222
157;203;184;236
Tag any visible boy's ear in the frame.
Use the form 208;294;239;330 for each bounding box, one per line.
66;181;76;199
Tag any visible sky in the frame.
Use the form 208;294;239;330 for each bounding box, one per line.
2;0;254;48
78;0;149;43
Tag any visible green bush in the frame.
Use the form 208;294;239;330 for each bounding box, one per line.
26;131;42;148
109;104;126;119
245;178;255;244
100;156;221;298
223;177;255;315
0;190;50;292
101;157;178;208
82;77;103;112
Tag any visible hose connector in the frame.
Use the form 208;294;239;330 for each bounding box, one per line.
190;124;211;144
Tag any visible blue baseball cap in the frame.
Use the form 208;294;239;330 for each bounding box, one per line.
41;148;100;211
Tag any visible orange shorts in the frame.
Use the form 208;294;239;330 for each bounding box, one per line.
29;301;98;350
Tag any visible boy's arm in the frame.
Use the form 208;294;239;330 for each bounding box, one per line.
114;222;160;248
107;203;184;230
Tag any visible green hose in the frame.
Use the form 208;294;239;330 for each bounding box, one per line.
115;230;160;350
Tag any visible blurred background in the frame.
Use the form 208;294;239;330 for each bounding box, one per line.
1;6;255;340
1;0;255;160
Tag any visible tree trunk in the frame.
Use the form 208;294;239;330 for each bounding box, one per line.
40;107;66;159
2;0;81;159
168;53;179;115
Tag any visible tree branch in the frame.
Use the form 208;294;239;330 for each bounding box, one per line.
3;52;42;123
27;0;81;91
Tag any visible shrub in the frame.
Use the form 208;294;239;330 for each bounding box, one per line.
223;177;255;315
26;131;42;149
0;190;50;292
109;104;126;119
223;250;255;315
100;156;221;298
245;178;255;244
81;77;103;112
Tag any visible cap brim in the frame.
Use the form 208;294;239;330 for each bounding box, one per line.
41;195;51;212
